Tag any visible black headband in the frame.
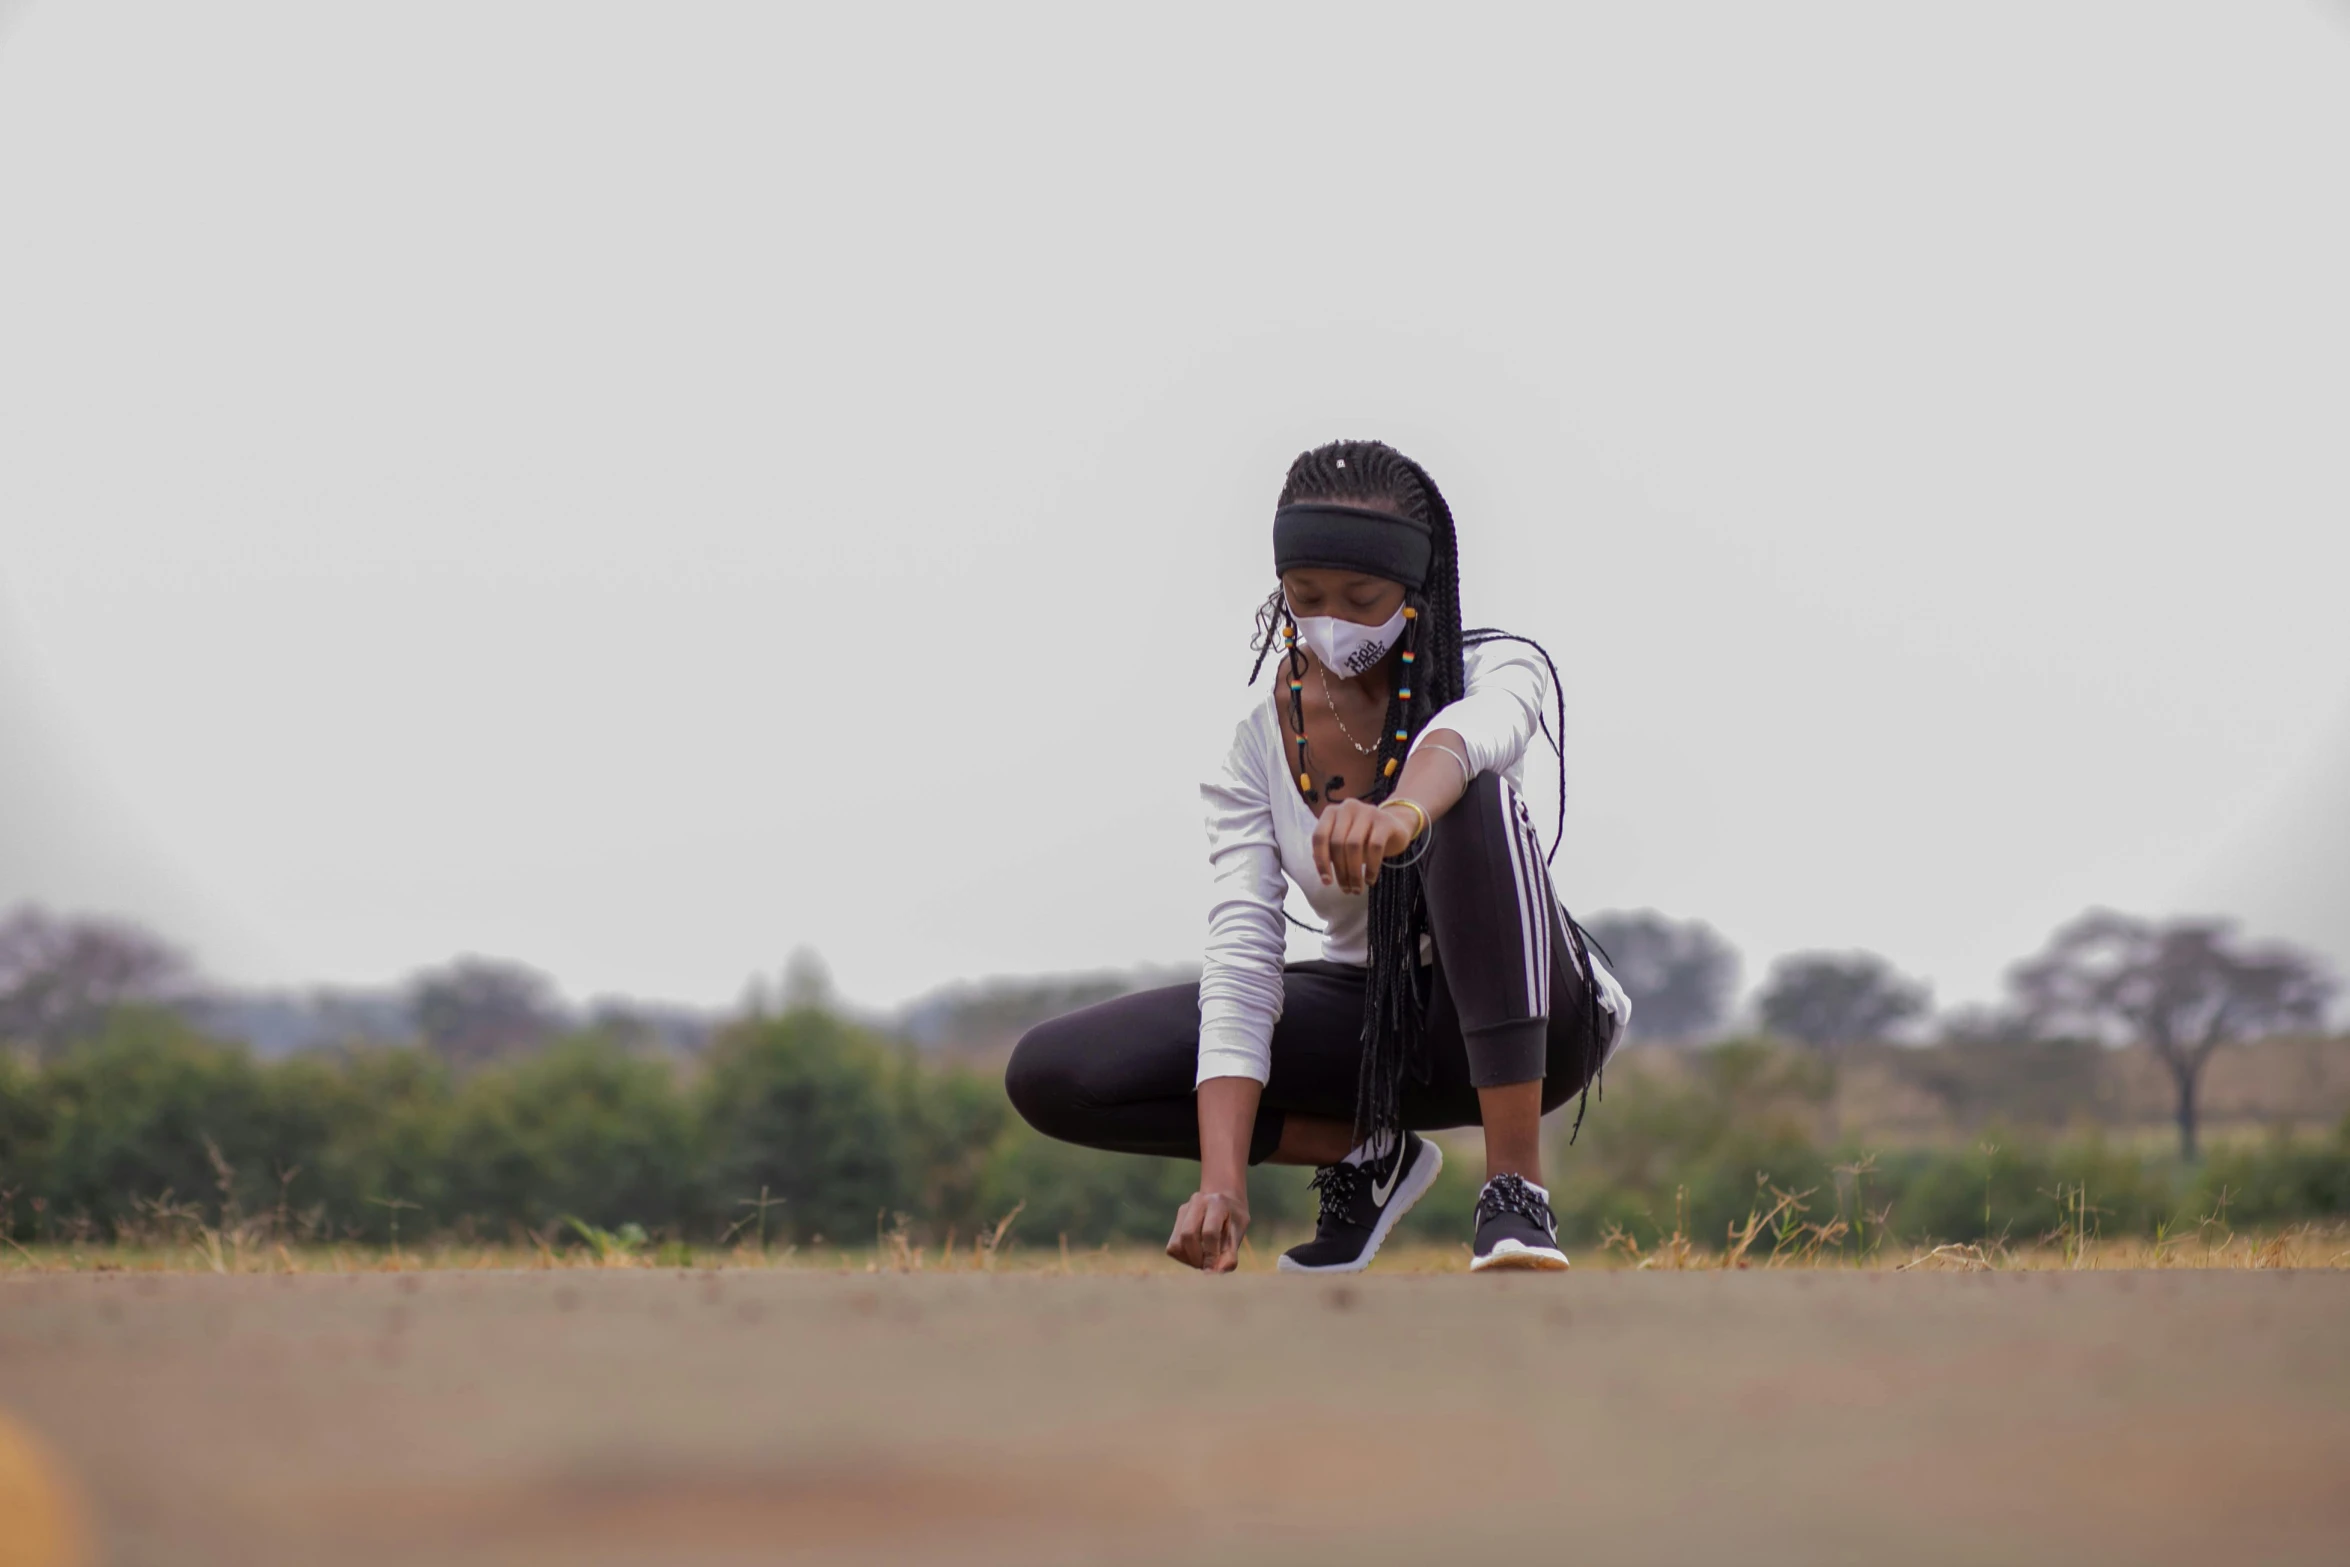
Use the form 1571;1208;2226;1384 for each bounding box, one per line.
1271;503;1432;588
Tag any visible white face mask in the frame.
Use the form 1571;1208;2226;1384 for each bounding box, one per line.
1287;596;1408;679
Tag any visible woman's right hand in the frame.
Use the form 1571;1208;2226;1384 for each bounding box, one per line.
1167;1188;1250;1272
1312;796;1423;896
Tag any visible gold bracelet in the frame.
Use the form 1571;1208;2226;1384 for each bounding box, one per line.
1383;796;1429;841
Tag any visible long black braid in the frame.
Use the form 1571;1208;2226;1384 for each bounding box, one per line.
1246;441;1609;1146
1461;623;1609;1139
1246;441;1459;1146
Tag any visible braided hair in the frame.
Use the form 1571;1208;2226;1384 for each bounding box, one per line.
1247;439;1608;1147
1245;440;1457;1146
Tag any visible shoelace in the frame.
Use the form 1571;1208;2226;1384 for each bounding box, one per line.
1308;1161;1368;1223
1478;1172;1554;1232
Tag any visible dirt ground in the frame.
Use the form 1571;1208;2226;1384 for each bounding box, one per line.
3;1266;2346;1566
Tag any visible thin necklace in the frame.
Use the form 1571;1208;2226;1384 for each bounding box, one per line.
1318;665;1382;756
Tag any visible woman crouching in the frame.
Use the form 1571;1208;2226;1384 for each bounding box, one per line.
1006;439;1630;1273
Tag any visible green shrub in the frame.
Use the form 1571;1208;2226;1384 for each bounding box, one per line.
898;1061;1014;1239
5;1014;2345;1252
698;1007;911;1244
439;1038;701;1237
1543;1042;1837;1246
286;1047;457;1241
28;1009;284;1233
2188;1116;2350;1229
974;1128;1201;1248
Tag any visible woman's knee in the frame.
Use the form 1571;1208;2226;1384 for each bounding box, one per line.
1423;772;1543;917
1426;771;1511;864
1004;1011;1113;1138
1454;768;1507;811
1435;769;1505;822
1003;1019;1072;1134
1006;982;1200;1142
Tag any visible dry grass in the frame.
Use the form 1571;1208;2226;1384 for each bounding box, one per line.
6;1142;2341;1278
4;1221;2342;1279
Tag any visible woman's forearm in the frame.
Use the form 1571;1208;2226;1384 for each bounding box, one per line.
1195;1074;1262;1193
1397;725;1472;822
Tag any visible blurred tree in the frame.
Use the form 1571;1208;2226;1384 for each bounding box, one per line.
698;1008;909;1243
184;987;413;1059
29;1007;282;1230
285;1046;455;1239
780;947;833;1012
584;999;713;1056
1934;1003;2037;1047
1545;1041;1836;1246
407;958;564;1066
0;905;191;1060
2009;911;2335;1162
893;966;1192;1058
1757;951;1930;1053
0;1049;51;1223
974;1129;1206;1247
737;973;775;1021
440;1037;700;1234
1580;911;1739;1044
897;1063;1013;1238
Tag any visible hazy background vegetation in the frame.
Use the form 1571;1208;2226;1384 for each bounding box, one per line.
3;901;2342;1256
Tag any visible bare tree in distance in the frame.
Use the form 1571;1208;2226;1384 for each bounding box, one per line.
1757;951;1930;1054
2009;911;2335;1162
0;904;191;1059
586;997;714;1055
1581;910;1739;1045
1934;1002;2039;1047
407;957;565;1066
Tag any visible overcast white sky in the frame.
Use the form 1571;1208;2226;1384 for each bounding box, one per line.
3;2;2346;1021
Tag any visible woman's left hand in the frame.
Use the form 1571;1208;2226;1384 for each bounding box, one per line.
1312;798;1420;896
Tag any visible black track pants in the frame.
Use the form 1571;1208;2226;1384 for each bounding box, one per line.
1005;773;1612;1164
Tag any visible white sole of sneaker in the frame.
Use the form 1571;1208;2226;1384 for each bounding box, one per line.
1469;1237;1571;1272
1275;1138;1446;1275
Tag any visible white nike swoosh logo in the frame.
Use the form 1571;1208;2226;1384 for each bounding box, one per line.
1371;1134;1408;1206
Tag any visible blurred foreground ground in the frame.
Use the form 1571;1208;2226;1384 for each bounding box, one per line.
3;1265;2347;1566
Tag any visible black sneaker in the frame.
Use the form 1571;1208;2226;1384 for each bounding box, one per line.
1277;1131;1444;1274
1470;1173;1569;1272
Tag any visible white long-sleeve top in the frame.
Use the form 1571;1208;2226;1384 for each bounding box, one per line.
1195;639;1632;1087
